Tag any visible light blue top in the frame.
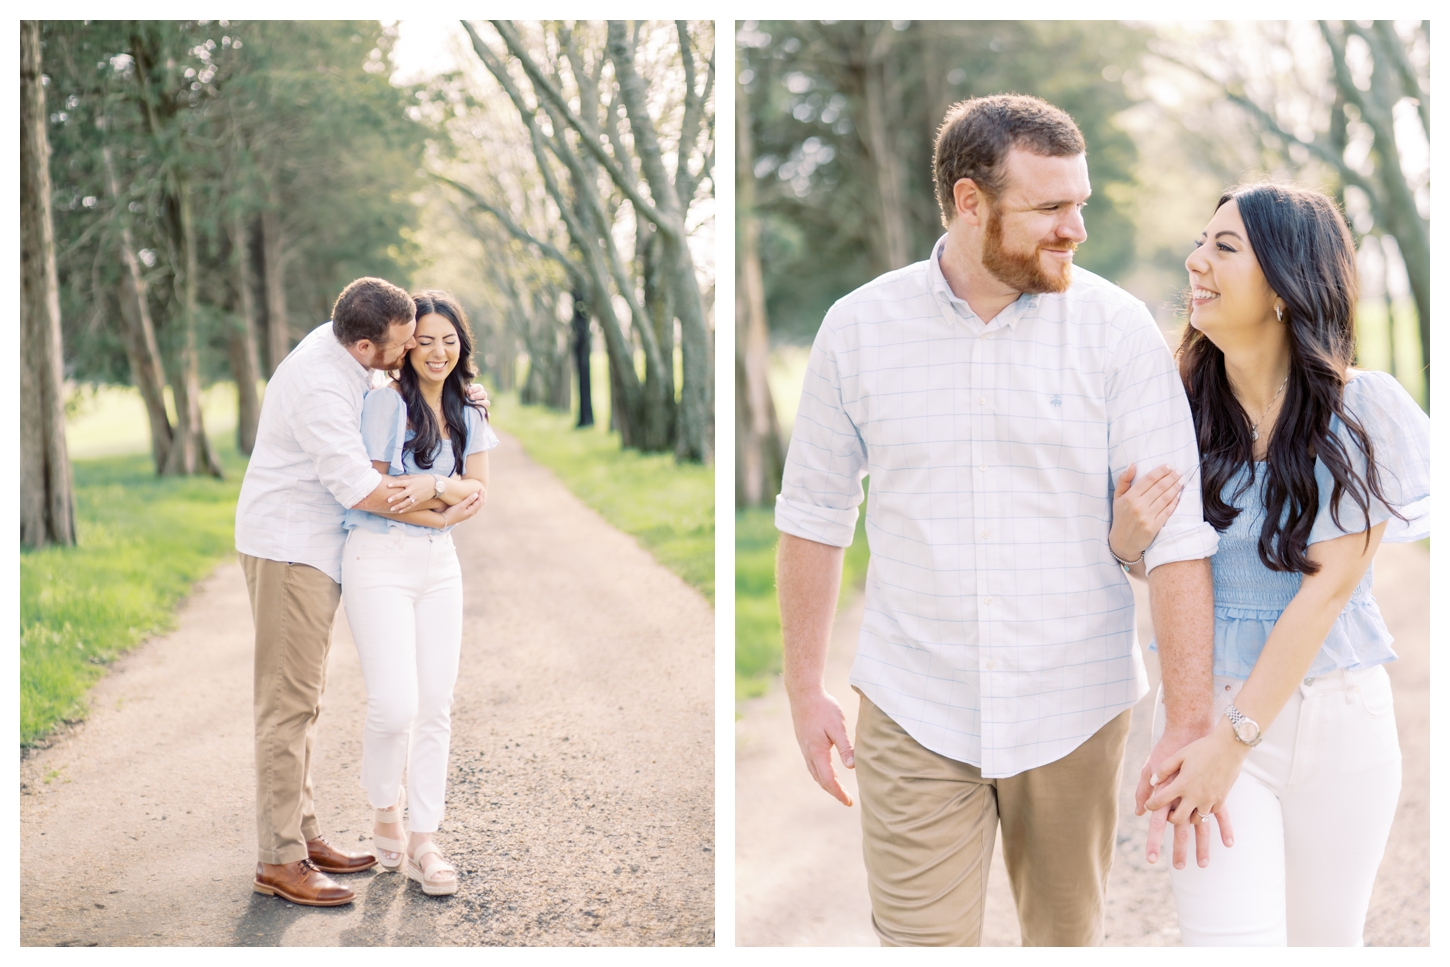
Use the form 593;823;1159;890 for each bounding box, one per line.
341;386;499;538
1207;371;1430;679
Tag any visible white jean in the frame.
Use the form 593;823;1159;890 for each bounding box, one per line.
1151;664;1401;946
341;527;463;833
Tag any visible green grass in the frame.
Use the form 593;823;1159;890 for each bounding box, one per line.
735;484;871;701
20;439;249;746
486;391;715;604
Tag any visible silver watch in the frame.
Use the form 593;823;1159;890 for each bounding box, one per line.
1224;703;1263;748
433;474;447;498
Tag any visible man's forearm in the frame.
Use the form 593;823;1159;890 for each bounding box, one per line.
1148;557;1215;732
351;473;424;514
777;533;847;698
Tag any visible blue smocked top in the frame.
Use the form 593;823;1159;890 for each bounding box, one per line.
342;386;499;538
1207;371;1429;679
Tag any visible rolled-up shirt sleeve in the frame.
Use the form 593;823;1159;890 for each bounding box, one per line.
1105;305;1219;572
294;380;383;509
775;314;868;548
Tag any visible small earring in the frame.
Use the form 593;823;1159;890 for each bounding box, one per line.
1275;305;1283;322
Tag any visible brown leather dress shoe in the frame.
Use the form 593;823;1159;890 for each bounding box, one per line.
307;836;378;874
253;859;355;907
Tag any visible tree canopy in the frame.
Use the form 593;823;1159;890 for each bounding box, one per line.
44;19;430;467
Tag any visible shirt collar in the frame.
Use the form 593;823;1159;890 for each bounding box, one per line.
928;234;1042;331
316;321;372;386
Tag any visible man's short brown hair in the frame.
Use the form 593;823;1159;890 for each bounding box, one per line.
331;277;415;346
933;94;1086;228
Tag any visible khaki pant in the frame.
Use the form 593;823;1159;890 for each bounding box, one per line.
240;554;341;865
854;690;1131;946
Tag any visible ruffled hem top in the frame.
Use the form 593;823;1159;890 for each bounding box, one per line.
1205;371;1429;679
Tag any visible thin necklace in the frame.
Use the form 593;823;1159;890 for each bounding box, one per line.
1248;376;1289;442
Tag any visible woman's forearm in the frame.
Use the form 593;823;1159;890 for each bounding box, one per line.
1230;584;1357;733
436;476;483;506
1232;524;1384;732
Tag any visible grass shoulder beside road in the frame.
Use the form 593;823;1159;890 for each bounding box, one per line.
21;441;248;746
736;488;869;701
486;392;715;604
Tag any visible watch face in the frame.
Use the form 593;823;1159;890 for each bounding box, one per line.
1234;719;1260;744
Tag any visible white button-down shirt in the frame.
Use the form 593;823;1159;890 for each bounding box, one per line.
235;323;383;582
776;236;1219;777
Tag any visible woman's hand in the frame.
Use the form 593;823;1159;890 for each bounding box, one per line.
442;491;483;527
1143;719;1244;869
385;473;441;512
1109;463;1183;563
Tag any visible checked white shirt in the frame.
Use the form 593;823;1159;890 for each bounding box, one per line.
776;236;1219;778
235;322;384;583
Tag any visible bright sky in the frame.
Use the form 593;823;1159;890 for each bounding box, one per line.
388;19;467;85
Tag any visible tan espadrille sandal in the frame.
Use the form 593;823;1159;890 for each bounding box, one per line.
372;803;406;872
405;840;459;896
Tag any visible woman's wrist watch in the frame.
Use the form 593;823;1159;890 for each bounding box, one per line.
433;474;447;498
1224;703;1263;747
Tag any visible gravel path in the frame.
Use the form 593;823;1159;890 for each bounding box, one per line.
20;431;715;947
736;541;1428;946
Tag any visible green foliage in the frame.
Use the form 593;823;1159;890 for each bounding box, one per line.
735;484;870;700
487;393;715;603
43;19;429;386
739;20;1147;343
20;442;248;746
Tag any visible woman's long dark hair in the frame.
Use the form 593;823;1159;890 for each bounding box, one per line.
395;290;484;477
1178;183;1399;574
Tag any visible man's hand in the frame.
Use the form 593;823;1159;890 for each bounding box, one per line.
788;687;855;806
1137;724;1219;868
468;383;490;418
1143;721;1240;869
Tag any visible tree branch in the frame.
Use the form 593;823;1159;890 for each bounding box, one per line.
1153;46;1382;205
432;171;582;288
480;19;676;236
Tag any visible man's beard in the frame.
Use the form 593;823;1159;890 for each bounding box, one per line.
368;346;407;372
980;208;1076;294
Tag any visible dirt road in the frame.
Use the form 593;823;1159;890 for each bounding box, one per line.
736;542;1429;946
20;431;714;947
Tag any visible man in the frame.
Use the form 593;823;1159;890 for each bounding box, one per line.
235;277;486;906
775;95;1221;946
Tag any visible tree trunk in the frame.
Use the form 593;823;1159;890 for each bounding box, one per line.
605;21;712;462
860;25;913;273
466;21;655;450
1321;20;1430;405
261;191;290;375
736;74;785;507
101;144;173;473
637;225;677;448
572;290;594;427
20;20;76;548
161;178;224;478
228;208;263;454
549;334;573;411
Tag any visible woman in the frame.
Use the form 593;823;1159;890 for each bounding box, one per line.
1107;184;1429;945
340;290;498;897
